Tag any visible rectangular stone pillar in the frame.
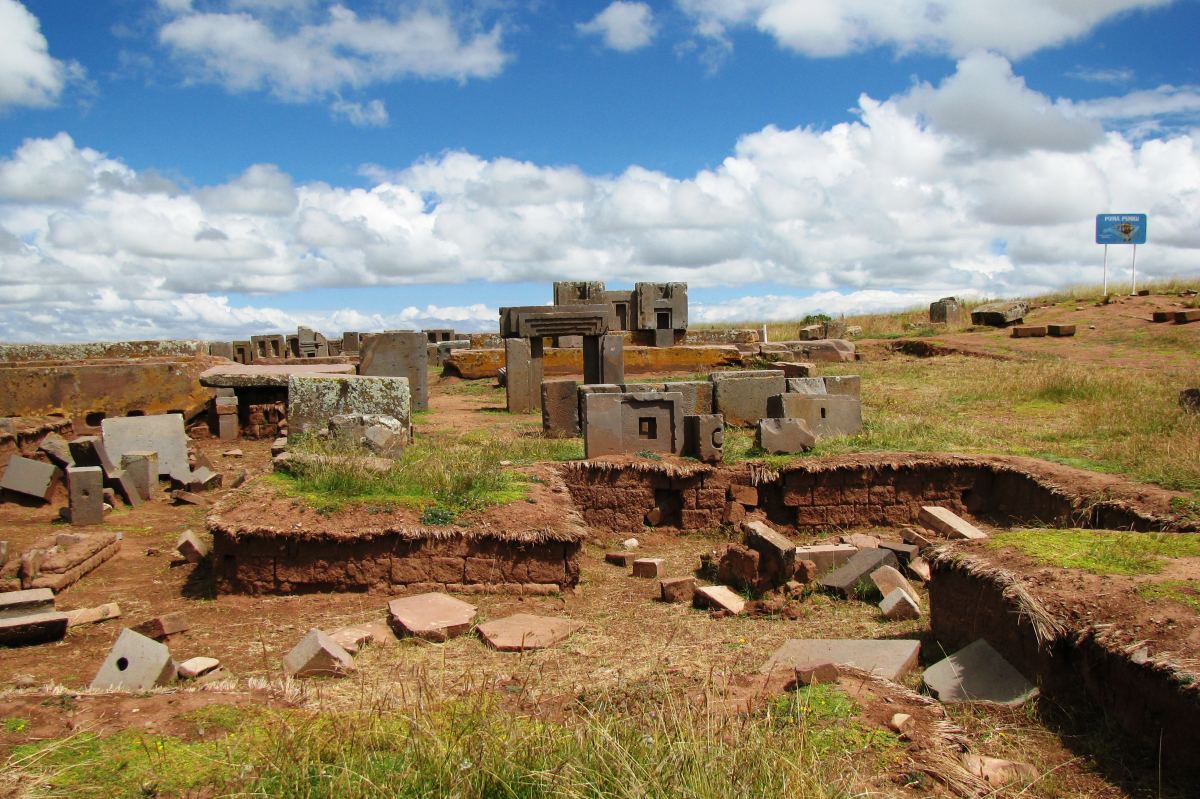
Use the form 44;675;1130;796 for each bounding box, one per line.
541;379;579;437
581;335;602;385
67;466;104;526
505;338;535;413
601;334;624;384
358;331;429;411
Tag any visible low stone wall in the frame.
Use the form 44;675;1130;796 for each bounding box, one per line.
444;345;745;380
562;453;1196;535
210;532;581;595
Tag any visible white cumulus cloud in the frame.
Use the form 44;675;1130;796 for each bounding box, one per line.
1;54;1199;342
677;0;1171;59
578;2;658;52
0;0;84;110
330;97;388;127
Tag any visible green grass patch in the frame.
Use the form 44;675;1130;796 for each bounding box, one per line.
988;529;1200;575
10;692;901;799
1137;580;1200;613
3;718;28;733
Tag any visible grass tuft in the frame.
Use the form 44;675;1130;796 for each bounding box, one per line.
1136;579;1200;613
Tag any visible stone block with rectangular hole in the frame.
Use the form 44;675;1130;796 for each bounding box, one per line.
67;466;104;526
287;374;411;438
768;394;861;439
583;391;683;459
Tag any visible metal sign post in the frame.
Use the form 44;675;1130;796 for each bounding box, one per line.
1095;213;1147;295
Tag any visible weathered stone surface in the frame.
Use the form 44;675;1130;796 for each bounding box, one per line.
387;593;477;642
929;297;963;324
755;417;815;454
65;466;103;527
660;576;696;603
787;339;855;363
120;451;158;501
961;754;1039;787
1;456;60;502
870;565;918;605
711;371;786;426
821;375;861;398
879;588;921;620
38;434;74;469
794;544;856;575
693;585;746;614
185;467;222;492
779;362;814;378
282;628;355;678
605;551;639;567
743;521;796;584
358;331;429;411
64;602;121;627
504;338;540;413
90;628;176;690
669;381;714;416
583;391;684;458
68;436;118;476
178;656;221;679
783;377;826;395
1047;324;1076;337
970;301;1027;326
1011;325;1047;338
683;413;723;463
446;344;742;381
820;549;898;599
0;611;69;646
907;556;931;582
288;375;412;438
541;379;580;438
329;627;373;655
918;506;987;539
175;527;210;559
878;540;919;563
632;558;665;578
729;484;758;506
794;662;840;685
131;611;190;640
767;394;862;439
761;638;920;681
923;639;1037;706
1175;309;1200;324
200;362;355;389
476;613;582;651
0;588;55;619
101;415;190;481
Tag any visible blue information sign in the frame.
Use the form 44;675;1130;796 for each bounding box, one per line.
1096;213;1147;245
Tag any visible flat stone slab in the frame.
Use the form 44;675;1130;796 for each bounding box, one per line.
922;638;1037;706
820;549;898;599
918;506;987;540
476;613;582;651
90;628;176;690
388;592;477;642
199;362;356;389
693;585;746;614
0;588;55;620
761;639;921;681
0;611;69;646
1;456;60;502
101;414;190;481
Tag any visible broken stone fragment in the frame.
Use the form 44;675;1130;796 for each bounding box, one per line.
793;662;839;686
960;754;1039;786
869;565;919;605
64;602;121;627
632;558;665;578
917;506;987;540
659;576;696;603
329;626;373;655
282;629;355;678
888;713;914;736
131;611;190;640
692;585;746;615
177;656;221;679
176;530;210;563
879;588;921;620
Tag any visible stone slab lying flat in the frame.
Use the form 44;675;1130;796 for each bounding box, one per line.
692;585;746;615
101;414;190;481
795;544;857;575
388;592;477;642
476;613;582;651
0;611;69;646
1;456;60;502
918;506;987;540
761;639;921;681
0;588;55;620
820;549;898;599
90;628;176;690
922;638;1037;706
199;362;356;389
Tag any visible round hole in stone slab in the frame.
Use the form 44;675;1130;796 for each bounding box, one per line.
116;657;129;671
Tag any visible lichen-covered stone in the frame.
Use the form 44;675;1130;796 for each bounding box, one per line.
287;374;411;437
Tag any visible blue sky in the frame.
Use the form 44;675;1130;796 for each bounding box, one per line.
1;0;1198;341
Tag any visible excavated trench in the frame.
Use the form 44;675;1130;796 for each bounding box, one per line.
562;452;1200;781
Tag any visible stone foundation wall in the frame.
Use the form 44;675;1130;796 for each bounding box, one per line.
211;532;581;595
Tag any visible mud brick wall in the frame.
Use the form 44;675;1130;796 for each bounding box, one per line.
929;557;1200;780
564;467;727;534
211;532;581;595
